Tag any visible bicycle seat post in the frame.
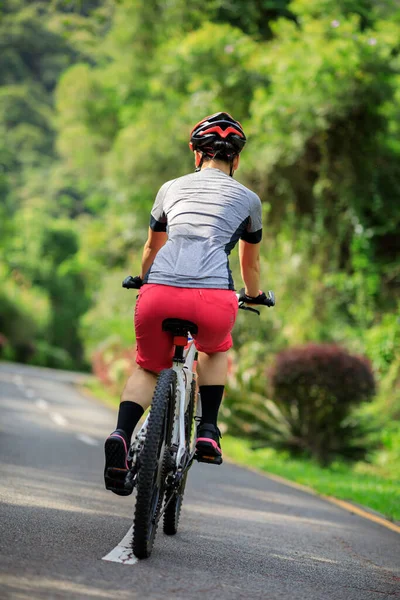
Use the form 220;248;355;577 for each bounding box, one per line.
172;336;188;363
162;318;198;364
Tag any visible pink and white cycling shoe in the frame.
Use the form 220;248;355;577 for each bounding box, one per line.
195;423;223;465
104;429;132;496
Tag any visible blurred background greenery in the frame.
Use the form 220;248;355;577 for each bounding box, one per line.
1;0;399;512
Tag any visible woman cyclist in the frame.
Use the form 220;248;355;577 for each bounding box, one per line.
104;112;267;494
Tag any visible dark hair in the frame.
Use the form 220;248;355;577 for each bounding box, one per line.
201;140;238;163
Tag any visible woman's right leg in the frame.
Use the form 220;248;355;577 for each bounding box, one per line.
195;352;228;460
197;351;228;386
193;289;237;461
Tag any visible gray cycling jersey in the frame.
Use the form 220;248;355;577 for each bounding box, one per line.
144;168;262;290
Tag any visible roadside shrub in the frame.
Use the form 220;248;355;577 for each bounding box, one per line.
269;344;376;465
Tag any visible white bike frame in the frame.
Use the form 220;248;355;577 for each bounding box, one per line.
130;334;198;471
171;335;198;468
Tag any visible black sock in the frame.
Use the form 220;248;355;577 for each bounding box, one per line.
116;401;144;441
199;385;224;426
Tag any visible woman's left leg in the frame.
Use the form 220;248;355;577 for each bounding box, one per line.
104;366;158;495
119;365;157;433
104;285;177;494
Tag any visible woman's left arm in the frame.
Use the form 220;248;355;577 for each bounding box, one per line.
140;228;168;279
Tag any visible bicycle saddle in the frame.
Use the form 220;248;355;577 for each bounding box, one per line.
162;319;198;336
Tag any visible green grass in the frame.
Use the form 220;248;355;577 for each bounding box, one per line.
223;436;400;522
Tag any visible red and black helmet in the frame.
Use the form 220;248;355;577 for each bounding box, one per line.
189;112;246;159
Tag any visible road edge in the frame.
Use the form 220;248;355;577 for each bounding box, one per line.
224;456;400;535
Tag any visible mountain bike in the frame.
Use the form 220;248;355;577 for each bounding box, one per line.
109;276;275;559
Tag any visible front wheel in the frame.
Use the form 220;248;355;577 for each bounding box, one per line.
132;369;176;559
163;379;196;536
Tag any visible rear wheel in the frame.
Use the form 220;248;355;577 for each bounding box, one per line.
163;379;196;536
132;369;176;559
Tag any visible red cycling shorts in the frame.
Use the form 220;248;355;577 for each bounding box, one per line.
134;284;238;373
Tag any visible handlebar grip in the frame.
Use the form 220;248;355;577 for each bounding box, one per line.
238;288;276;307
122;275;143;289
264;291;275;307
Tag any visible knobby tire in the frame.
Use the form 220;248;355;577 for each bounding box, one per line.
163;379;196;536
132;369;176;559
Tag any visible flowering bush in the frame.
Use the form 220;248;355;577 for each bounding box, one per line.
269;344;376;465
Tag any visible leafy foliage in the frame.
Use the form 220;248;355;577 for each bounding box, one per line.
0;0;398;474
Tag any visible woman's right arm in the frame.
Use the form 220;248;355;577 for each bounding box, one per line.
140;228;168;279
239;239;261;298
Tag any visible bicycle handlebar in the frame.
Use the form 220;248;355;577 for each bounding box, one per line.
237;288;275;308
122;276;276;312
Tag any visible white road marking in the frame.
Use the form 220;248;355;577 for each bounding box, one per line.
76;433;99;446
12;375;23;386
102;526;138;565
50;412;68;427
36;399;49;410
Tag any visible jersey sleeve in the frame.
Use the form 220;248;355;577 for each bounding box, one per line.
240;191;263;244
149;181;173;232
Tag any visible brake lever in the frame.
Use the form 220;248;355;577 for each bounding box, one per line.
265;290;275;307
238;302;260;315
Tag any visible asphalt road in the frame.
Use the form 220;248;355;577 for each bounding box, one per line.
0;362;399;600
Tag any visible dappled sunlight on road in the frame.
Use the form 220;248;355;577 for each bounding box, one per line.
0;370;112;442
219;484;313;507
0;463;132;518
269;553;339;564
0;574;134;599
185;501;346;530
